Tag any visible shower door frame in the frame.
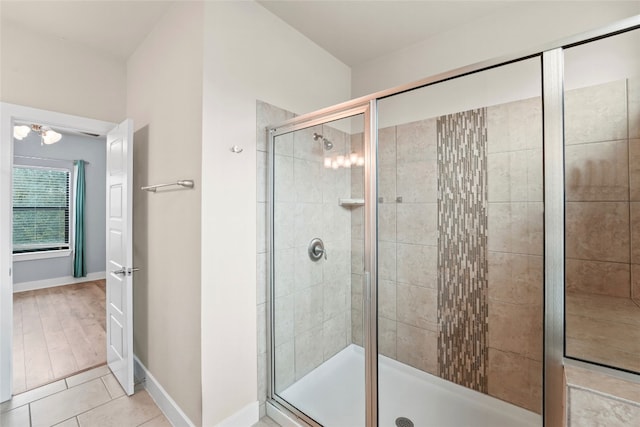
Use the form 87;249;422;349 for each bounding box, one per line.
265;14;640;427
267;102;379;427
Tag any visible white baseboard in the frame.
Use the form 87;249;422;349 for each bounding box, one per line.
12;271;106;293
215;401;259;427
134;355;196;427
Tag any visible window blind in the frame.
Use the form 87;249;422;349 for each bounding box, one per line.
13;166;71;253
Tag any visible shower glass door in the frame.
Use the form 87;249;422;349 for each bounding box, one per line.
375;57;544;426
270;111;369;426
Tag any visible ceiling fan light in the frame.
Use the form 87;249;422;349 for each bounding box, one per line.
42;129;62;144
13;125;31;140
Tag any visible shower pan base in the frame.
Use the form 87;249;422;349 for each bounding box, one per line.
279;345;540;427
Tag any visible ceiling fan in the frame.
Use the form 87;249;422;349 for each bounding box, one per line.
13;123;102;145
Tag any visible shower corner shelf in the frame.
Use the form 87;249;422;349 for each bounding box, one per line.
338;198;365;208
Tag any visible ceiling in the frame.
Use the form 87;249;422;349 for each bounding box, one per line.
0;0;517;66
0;0;174;60
257;1;514;66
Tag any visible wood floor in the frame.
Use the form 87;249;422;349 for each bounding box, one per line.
12;280;107;395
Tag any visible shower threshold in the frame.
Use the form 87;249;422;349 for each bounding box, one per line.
279;344;540;427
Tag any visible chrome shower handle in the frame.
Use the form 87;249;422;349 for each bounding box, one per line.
308;238;327;261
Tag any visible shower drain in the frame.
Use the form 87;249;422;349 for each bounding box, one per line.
395;417;414;427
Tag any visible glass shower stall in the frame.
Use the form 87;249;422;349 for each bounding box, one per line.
263;18;640;427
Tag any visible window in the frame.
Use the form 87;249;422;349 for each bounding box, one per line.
13;165;71;254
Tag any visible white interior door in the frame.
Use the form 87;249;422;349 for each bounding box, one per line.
106;119;134;395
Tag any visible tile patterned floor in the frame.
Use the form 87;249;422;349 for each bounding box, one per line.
1;365;170;427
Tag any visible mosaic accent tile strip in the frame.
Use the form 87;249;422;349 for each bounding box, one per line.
436;108;489;393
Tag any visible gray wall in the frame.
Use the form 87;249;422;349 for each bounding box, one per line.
13;132;106;284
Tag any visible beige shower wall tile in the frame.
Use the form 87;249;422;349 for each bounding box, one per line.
294;158;322;203
632;202;640;264
323;313;348;360
396;118;437;162
294;285;323;335
488;252;543;305
351;307;363;346
273;294;294;347
256;100;295;152
565;258;630;298
564;80;627;145
566;291;640;326
629;140;640;200
379;317;397;359
488;348;542;414
257;150;267;202
293;125;323;161
488;149;542;203
565;364;640;405
565;140;629;202
275;340;294;392
488;152;510;202
487;96;542;153
378;279;397;320
488;202;543;255
378;164;397;201
396;284;437;330
274;249;294;297
632;264;640;304
396;159;437;204
295;325;324;380
566;336;640;374
396;323;437;375
322;204;351;246
257;252;267;305
294;243;323;290
378;126;396;167
351;213;364;241
274;132;294;157
351;132;363;153
396;244;437;288
351;274;363;312
257;202;267;253
378;203;396;242
274;202;295;250
378;241;397;281
257;351;267;404
568;387;640;427
323;165;350;204
630;78;640;139
323;280;349;321
351;238;364;274
396;203;437;245
322;124;348;155
565;201;630;263
257;303;266;355
566;303;640;373
351;163;364;199
489;300;542;361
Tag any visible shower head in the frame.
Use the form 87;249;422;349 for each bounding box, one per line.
313;132;333;150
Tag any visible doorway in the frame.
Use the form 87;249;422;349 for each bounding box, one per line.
0;103;134;402
11;124;108;393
